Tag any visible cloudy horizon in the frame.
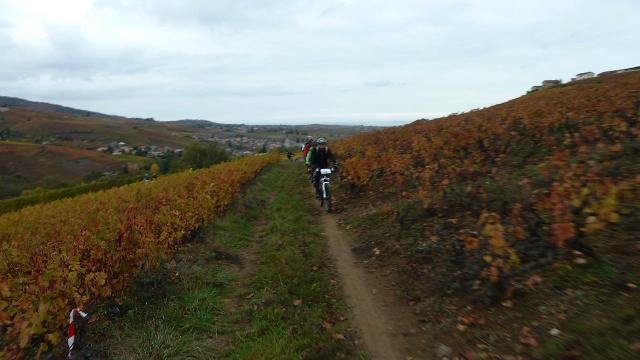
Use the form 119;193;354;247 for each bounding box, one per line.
1;0;639;125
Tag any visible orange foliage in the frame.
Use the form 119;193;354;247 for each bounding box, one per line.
0;154;278;357
334;71;640;287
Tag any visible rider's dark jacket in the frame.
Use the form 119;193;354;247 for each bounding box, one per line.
308;147;336;168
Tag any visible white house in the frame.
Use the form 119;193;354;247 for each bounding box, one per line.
598;66;640;77
572;72;595;81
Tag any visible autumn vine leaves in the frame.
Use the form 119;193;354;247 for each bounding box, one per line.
0;154;278;357
334;72;640;292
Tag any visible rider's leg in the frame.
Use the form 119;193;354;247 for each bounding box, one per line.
313;170;321;197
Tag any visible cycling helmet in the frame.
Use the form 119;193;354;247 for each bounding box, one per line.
316;137;327;145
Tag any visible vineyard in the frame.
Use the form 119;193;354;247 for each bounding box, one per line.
334;71;640;298
0;153;279;358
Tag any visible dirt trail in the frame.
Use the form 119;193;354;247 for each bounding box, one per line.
321;214;426;360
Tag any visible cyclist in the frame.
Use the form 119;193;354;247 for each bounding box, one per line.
305;137;336;197
301;136;314;158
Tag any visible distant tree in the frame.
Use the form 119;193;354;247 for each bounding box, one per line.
150;163;160;176
181;142;230;169
157;155;181;174
258;144;267;153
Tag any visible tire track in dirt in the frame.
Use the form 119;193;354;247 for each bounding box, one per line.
321;213;424;360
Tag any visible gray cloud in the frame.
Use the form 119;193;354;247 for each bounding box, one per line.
0;0;639;124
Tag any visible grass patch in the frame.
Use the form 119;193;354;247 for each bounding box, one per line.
225;161;365;359
549;260;618;289
77;162;364;359
534;293;640;359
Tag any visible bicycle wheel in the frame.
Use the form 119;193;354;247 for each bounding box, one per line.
324;183;332;213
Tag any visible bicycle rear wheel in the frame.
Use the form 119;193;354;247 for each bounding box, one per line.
323;183;332;213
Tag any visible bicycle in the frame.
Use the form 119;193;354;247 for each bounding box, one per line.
315;166;336;213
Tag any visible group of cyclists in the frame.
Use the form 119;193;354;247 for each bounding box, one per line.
301;135;337;199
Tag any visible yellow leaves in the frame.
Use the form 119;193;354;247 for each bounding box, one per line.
150;163;160;176
570;197;582;208
583;216;605;233
45;332;61;345
96;272;107;286
605;211;621;223
509;250;521;267
478;211;508;254
100;286;113;297
489;230;507;254
576;182;623;234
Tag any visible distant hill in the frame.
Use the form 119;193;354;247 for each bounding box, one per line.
0;97;380;152
167;119;220;128
0;106;197;148
0;96;121;119
0;96;380;197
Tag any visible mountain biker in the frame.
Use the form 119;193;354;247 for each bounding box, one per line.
301;136;314;158
305;137;336;197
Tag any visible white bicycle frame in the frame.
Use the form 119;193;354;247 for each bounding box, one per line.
319;168;332;199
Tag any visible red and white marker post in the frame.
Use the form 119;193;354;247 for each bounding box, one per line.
67;308;88;359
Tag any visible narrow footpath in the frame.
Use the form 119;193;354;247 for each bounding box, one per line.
74;161;426;359
321;214;405;360
319;207;430;359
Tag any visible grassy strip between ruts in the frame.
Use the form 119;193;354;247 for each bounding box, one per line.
75;161;365;359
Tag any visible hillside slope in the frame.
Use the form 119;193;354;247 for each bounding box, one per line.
0;141;139;199
0;141;128;180
0;96;119;119
333;71;640;358
0;106;195;148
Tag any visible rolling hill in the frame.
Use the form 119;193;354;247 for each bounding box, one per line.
0;96;120;119
0;96;378;151
0;141;137;198
0;96;378;199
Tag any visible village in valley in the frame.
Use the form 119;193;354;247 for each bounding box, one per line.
93;124;359;159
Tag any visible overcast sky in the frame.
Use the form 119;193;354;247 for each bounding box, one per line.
1;0;639;125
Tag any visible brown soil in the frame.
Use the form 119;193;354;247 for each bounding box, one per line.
321;213;433;359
